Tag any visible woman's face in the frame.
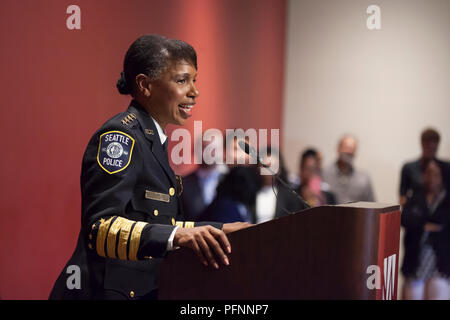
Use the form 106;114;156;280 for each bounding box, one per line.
147;59;198;128
300;156;318;184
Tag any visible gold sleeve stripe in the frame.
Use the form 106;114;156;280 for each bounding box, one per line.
128;221;148;261
96;217;114;258
184;221;195;228
117;218;135;260
175;221;184;228
106;217;128;258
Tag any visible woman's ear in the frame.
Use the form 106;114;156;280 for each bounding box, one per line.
135;74;151;97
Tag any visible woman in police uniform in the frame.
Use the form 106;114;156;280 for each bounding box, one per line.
49;35;249;300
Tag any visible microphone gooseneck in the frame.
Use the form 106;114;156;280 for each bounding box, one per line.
238;140;311;212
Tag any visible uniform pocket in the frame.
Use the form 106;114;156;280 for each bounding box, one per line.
131;186;177;225
103;258;161;299
131;186;165;213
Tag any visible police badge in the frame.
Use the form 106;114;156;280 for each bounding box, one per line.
97;130;135;174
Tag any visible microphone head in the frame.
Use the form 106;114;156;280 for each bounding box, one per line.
238;140;250;154
238;140;259;163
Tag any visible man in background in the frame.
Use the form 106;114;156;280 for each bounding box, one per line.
400;128;449;206
323;135;375;204
180;135;228;221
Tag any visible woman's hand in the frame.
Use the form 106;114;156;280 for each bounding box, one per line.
173;226;231;269
222;221;253;234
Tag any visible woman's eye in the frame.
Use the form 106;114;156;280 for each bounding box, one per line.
177;79;186;84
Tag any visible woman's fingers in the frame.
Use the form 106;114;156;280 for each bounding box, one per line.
191;237;208;267
174;226;231;269
196;233;220;269
209;226;232;254
203;228;229;266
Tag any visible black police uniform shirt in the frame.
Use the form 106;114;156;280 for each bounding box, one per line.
49;100;222;299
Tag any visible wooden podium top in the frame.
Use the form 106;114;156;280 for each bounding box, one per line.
333;201;400;212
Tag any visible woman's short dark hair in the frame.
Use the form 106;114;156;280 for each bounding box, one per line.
300;148;318;169
116;34;197;95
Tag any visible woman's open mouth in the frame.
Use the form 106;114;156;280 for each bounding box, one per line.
178;103;195;118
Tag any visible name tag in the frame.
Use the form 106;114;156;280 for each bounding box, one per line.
145;190;170;202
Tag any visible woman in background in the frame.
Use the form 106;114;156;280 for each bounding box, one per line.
401;159;450;300
297;148;335;207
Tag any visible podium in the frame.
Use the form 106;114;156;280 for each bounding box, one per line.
158;202;401;300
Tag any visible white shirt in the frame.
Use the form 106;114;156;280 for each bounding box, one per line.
151;117;178;251
151;117;167;145
256;186;277;223
196;164;228;206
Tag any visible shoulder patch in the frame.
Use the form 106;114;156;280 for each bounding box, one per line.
97;130;135;174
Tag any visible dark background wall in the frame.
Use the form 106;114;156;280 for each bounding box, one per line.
0;0;285;299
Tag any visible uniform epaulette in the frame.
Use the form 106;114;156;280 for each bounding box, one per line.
121;113;136;126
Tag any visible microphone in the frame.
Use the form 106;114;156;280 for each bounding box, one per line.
238;140;311;212
238;140;259;163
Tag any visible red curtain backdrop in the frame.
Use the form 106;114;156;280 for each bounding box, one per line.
0;0;285;299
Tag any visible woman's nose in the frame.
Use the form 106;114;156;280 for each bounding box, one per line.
189;82;199;98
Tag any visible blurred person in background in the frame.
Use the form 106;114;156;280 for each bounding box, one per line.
288;148;324;188
400;128;450;206
199;165;262;223
180;134;228;221
401;160;450;300
255;147;302;223
322;135;375;204
297;148;336;207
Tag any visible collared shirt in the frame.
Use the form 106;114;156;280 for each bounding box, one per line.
151;116;178;251
151;116;167;145
322;162;375;204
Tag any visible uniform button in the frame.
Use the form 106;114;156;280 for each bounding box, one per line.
169;187;175;196
153;209;159;216
171;218;175;225
129;291;135;298
88;243;93;250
